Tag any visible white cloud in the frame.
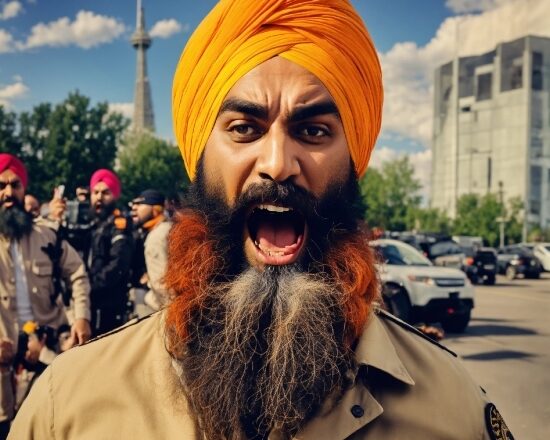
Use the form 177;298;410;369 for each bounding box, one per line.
0;79;29;108
0;1;22;20
108;102;133;120
149;19;184;39
0;28;14;52
445;0;513;14
380;0;550;149
21;10;125;50
370;147;433;201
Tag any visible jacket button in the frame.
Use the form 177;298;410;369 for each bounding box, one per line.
351;405;364;418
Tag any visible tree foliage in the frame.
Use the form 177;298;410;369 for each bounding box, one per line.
452;193;523;246
1;92;128;202
117;132;190;206
359;156;422;231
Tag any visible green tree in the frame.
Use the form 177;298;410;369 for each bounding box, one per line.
453;193;505;246
359;156;422;231
117;132;190;206
15;92;128;201
505;196;524;244
0;106;21;155
406;207;451;234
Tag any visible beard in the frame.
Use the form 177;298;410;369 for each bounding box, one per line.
164;161;380;439
0;199;34;240
92;200;116;221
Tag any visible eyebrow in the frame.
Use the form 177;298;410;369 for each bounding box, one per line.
288;101;340;123
218;98;268;120
218;98;340;123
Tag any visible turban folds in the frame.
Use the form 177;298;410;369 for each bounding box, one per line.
90;169;121;200
0;153;28;188
172;0;383;180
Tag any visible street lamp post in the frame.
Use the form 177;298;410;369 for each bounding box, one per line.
496;216;506;248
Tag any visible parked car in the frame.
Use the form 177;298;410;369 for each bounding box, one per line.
423;239;465;270
497;245;543;280
533;243;550;272
372;239;475;333
460;246;498;285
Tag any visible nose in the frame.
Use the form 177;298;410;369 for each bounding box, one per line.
4;184;13;197
255;127;300;183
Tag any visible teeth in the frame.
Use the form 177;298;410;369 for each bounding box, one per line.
257;204;292;213
256;242;285;257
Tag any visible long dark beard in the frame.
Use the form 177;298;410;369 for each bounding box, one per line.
165;160;378;439
0;201;33;239
174;266;354;439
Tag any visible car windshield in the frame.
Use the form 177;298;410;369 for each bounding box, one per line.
376;242;432;266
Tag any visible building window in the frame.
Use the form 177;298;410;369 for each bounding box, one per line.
458;51;495;98
476;73;492;101
501;38;525;92
532;51;543;91
530;165;542;215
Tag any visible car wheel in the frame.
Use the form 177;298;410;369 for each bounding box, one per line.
441;309;471;333
526;272;540;279
484;274;496;285
505;265;516;280
382;285;412;323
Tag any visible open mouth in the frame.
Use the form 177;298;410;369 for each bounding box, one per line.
247;203;306;266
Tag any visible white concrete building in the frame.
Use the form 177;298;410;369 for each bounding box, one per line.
431;35;550;232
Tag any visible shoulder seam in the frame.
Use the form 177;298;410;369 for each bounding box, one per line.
83;312;157;345
48;367;56;439
376;308;458;357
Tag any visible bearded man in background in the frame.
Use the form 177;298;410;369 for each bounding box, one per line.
0;154;90;438
11;1;512;439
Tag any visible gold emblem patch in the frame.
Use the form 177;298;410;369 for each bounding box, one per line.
485;403;514;440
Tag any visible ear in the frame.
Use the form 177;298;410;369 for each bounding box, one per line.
153;205;164;216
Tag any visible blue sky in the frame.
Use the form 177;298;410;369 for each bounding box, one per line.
0;0;451;144
1;0;545;196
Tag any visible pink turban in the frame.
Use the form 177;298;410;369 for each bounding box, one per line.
0;154;28;189
90;169;121;200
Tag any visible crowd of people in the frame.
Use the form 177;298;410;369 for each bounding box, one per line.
0;153;170;436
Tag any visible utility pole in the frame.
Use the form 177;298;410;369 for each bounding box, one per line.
497;180;505;248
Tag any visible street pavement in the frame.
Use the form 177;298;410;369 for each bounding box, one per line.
443;272;550;440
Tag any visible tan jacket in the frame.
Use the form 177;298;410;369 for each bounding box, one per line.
0;225;90;342
0;225;90;421
143;220;171;310
10;309;507;439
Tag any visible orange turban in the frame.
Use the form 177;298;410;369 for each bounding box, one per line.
172;0;383;180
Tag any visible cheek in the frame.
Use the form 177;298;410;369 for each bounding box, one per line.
307;144;350;194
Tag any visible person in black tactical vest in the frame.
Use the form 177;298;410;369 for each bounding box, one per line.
87;169;134;336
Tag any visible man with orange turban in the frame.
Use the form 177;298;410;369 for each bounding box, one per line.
11;1;511;439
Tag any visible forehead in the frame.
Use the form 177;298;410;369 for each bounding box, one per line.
224;56;335;108
92;181;111;192
0;169;20;182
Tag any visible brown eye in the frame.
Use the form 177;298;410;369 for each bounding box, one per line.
301;126;327;137
227;122;263;142
232;124;256;135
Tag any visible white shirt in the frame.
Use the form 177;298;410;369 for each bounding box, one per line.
9;240;34;326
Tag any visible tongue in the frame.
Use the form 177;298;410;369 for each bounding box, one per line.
256;219;298;250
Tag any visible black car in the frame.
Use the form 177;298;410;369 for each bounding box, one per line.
497;245;542;280
460;246;498;285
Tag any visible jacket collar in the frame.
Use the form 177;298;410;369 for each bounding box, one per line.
292;309;415;440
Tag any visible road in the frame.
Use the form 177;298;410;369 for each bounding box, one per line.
443;272;550;440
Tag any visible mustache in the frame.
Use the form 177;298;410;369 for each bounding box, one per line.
0;196;21;209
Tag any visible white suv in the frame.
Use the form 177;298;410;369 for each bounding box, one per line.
372;238;475;333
